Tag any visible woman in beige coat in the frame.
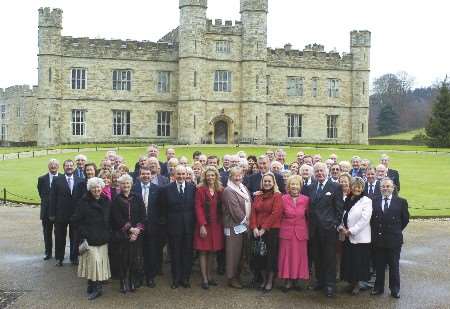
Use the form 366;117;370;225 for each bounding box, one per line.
222;166;251;289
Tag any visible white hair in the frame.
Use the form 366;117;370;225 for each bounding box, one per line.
175;164;187;173
313;162;329;177
376;164;386;171
380;177;393;187
223;154;232;160
237;151;247;158
87;177;105;191
117;174;133;185
75;154;87;161
185;166;194;176
325;159;334;165
168;157;179;166
238;158;249;168
48;158;60;166
271;161;283;169
299;164;313;176
351;155;361;162
380;154;390;161
230;155;240;162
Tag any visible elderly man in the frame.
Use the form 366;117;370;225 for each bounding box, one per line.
380;154;400;192
275;149;289;171
350;156;364;178
303;155;313;167
49;160;83;266
375;164;387;181
179;156;189;166
313;154;322;165
245;155;285;196
219;154;231;174
329;153;338;164
198;154;208;167
74;154;87;179
371;178;409;299
296;151;305;165
365;167;381;200
158;165;196;289
145;158;167;186
160;148;176;177
328;163;341;183
37;159;63;260
132;155;148;180
270;161;283;174
306;162;343;297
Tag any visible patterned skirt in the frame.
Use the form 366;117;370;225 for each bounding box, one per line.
78;244;111;281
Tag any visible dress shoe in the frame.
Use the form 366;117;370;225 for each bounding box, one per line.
201;282;209;290
181;281;191;288
391;292;400;299
43;255;52;261
171;282;179;289
55;260;63;267
146;278;156;288
325;287;335;298
371;289;384;296
87;280;94;294
208;279;218;286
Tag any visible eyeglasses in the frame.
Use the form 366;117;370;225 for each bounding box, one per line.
331;168;340;171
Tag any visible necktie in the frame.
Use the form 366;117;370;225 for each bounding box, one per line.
67;177;73;194
143;185;149;209
179;184;184;198
369;184;374;195
317;183;323;195
383;197;389;212
49;175;53;188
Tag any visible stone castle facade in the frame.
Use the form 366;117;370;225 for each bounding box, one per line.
0;0;370;146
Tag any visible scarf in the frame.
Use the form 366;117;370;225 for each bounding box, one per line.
227;180;251;219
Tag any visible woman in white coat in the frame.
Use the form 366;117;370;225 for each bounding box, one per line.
338;177;372;295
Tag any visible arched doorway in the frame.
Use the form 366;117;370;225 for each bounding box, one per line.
214;120;228;144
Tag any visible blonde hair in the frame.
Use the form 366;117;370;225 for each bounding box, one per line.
286;175;303;194
259;172;280;193
200;166;223;192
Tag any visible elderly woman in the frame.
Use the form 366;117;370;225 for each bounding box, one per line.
71;177;111;300
98;170;114;201
270;161;283;174
281;170;292;187
339;177;372;295
222;166;251;289
289;162;299;175
249;173;282;292
111;174;146;294
339;173;352;201
339;161;352;174
299;164;313;187
185;166;195;184
278;175;310;292
194;166;224;289
192;161;204;184
117;164;130;177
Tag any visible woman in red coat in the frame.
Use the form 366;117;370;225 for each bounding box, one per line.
194;166;224;289
250;172;283;292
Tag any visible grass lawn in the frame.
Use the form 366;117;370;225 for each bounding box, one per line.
1;145;449;217
371;128;425;140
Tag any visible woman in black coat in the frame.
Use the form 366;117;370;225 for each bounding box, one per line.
111;174;146;293
71;177;111;300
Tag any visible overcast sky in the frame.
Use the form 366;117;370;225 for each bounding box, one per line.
0;0;448;89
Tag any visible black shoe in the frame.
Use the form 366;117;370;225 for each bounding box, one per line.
325;287;335;298
371;289;384;296
44;255;52;261
87;280;94;294
146;278;156;288
55;260;63;267
201;282;209;290
391;292;400;299
120;280;128;294
181;281;191;288
87;285;101;301
171;282;179;289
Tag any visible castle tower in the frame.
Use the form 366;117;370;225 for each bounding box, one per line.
239;0;268;144
36;7;63;146
350;30;371;144
177;0;207;144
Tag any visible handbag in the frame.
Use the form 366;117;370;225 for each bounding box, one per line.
251;236;267;257
78;239;90;256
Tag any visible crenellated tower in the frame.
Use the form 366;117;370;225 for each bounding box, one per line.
350;30;371;144
177;0;207;144
240;0;268;144
37;7;63;146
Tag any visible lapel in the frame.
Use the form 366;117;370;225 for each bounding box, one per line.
313;180;330;201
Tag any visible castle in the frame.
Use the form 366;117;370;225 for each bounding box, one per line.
0;0;370;146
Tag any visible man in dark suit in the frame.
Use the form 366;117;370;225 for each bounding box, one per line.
245;155;285;196
218;154;231;174
364;167;381;200
74;154;87;179
160;148;176;177
158;165;196;289
132;155;148;180
371;178;409;299
49;159;82;266
133;167;161;288
381;154;400;192
350;156;364;178
306;162;343;297
37;159;63;260
147;157;169;186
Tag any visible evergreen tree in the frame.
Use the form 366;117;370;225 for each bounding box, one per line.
426;80;450;147
377;103;399;135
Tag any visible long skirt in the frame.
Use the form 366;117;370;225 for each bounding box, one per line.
341;240;371;283
78;244;111;281
225;229;244;280
250;229;280;274
278;237;309;280
117;238;144;280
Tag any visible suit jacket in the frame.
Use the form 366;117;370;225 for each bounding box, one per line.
371;195;409;248
152;175;169;186
245;172;286;197
49;174;83;223
220;170;230;188
158;182;196;236
160;162;169;177
74;167;86;179
279;194;309;241
37;172;63;220
222;186;249;228
364;180;381;200
110;192;146;235
387;169;400;192
350;168;364;178
132;181;160;234
306;180;344;237
341;196;372;244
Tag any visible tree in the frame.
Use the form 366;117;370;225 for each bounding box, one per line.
377;103;399;135
426;80;450;147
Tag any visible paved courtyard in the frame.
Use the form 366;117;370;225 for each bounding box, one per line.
0;205;449;309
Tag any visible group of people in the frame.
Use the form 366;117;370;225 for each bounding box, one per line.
37;145;409;301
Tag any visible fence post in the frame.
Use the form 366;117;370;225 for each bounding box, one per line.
3;188;6;204
17;152;20;159
33;151;35;158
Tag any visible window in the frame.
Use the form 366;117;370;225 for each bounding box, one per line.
157;71;171;93
328;79;340;97
194;71;197;87
327;115;338;139
216;40;231;53
362;81;366;95
157;111;172;137
312;78;319;97
287;114;302;138
0;124;6;141
256;75;259;90
113;110;131;136
71;110;86;136
0;105;5;120
266;75;270;95
16;105;21;118
287;77;304;96
71;68;86;90
214;71;232;92
113;70;131;91
49;68;52;83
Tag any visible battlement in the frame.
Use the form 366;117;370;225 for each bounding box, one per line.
0;85;36;98
206;19;243;35
179;0;207;9
351;30;371;47
38;7;62;28
61;36;179;61
240;0;268;13
267;44;353;70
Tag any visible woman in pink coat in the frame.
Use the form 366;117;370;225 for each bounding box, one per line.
278;175;310;292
